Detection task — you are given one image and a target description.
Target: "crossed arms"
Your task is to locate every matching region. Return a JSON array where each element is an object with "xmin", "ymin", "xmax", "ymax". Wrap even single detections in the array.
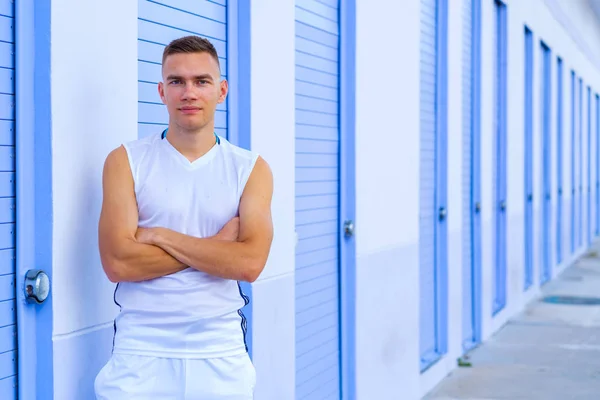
[{"xmin": 98, "ymin": 146, "xmax": 274, "ymax": 283}]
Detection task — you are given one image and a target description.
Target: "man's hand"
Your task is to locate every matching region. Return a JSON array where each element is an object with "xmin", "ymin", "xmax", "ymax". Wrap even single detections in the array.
[{"xmin": 215, "ymin": 217, "xmax": 240, "ymax": 241}]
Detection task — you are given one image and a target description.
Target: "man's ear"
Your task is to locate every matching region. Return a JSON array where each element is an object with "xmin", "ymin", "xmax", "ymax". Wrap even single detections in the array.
[
  {"xmin": 218, "ymin": 79, "xmax": 229, "ymax": 104},
  {"xmin": 158, "ymin": 82, "xmax": 166, "ymax": 104}
]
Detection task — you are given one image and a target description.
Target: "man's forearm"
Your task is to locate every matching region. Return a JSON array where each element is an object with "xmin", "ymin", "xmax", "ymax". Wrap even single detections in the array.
[
  {"xmin": 150, "ymin": 228, "xmax": 263, "ymax": 282},
  {"xmin": 104, "ymin": 238, "xmax": 187, "ymax": 282}
]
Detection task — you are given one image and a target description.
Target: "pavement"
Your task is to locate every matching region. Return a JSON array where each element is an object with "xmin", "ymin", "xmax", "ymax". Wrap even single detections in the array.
[{"xmin": 424, "ymin": 242, "xmax": 600, "ymax": 400}]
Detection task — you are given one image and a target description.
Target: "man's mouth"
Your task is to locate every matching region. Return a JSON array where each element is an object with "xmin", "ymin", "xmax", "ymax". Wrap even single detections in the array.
[{"xmin": 179, "ymin": 106, "xmax": 202, "ymax": 114}]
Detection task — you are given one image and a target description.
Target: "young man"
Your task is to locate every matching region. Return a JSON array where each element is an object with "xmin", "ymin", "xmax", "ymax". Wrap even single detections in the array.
[{"xmin": 95, "ymin": 35, "xmax": 273, "ymax": 399}]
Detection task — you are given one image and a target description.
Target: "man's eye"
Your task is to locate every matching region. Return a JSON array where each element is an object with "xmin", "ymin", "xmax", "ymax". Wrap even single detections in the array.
[{"xmin": 170, "ymin": 80, "xmax": 181, "ymax": 85}]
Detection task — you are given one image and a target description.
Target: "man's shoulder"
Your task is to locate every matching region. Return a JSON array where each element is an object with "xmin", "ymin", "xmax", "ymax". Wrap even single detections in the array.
[
  {"xmin": 121, "ymin": 132, "xmax": 161, "ymax": 160},
  {"xmin": 125, "ymin": 132, "xmax": 161, "ymax": 150},
  {"xmin": 219, "ymin": 136, "xmax": 259, "ymax": 166}
]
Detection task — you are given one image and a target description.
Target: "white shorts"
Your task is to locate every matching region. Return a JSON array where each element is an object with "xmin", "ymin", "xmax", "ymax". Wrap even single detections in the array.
[{"xmin": 94, "ymin": 352, "xmax": 256, "ymax": 399}]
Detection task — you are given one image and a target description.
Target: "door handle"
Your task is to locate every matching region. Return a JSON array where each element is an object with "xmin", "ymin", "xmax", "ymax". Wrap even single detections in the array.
[
  {"xmin": 24, "ymin": 269, "xmax": 50, "ymax": 304},
  {"xmin": 343, "ymin": 220, "xmax": 355, "ymax": 238},
  {"xmin": 439, "ymin": 207, "xmax": 447, "ymax": 221},
  {"xmin": 500, "ymin": 201, "xmax": 506, "ymax": 211},
  {"xmin": 527, "ymin": 194, "xmax": 533, "ymax": 202},
  {"xmin": 474, "ymin": 202, "xmax": 481, "ymax": 214}
]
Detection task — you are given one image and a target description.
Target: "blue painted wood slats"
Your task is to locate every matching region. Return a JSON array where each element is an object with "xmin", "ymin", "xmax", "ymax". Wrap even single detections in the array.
[
  {"xmin": 294, "ymin": 0, "xmax": 342, "ymax": 399},
  {"xmin": 596, "ymin": 93, "xmax": 600, "ymax": 235},
  {"xmin": 420, "ymin": 0, "xmax": 448, "ymax": 371},
  {"xmin": 579, "ymin": 77, "xmax": 583, "ymax": 247},
  {"xmin": 587, "ymin": 86, "xmax": 592, "ymax": 245},
  {"xmin": 0, "ymin": 0, "xmax": 15, "ymax": 398},
  {"xmin": 540, "ymin": 41, "xmax": 551, "ymax": 284},
  {"xmin": 556, "ymin": 57, "xmax": 563, "ymax": 263},
  {"xmin": 462, "ymin": 0, "xmax": 482, "ymax": 352},
  {"xmin": 571, "ymin": 70, "xmax": 576, "ymax": 253},
  {"xmin": 493, "ymin": 0, "xmax": 508, "ymax": 314},
  {"xmin": 524, "ymin": 27, "xmax": 534, "ymax": 289}
]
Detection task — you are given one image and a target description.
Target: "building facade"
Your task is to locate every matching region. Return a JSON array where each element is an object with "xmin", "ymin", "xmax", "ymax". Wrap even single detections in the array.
[{"xmin": 3, "ymin": 0, "xmax": 600, "ymax": 399}]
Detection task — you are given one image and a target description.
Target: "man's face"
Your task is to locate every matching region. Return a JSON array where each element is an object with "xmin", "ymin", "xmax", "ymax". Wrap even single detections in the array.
[{"xmin": 158, "ymin": 52, "xmax": 227, "ymax": 132}]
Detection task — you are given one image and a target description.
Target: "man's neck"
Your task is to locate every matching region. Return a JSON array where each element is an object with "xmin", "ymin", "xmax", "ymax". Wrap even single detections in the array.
[{"xmin": 165, "ymin": 124, "xmax": 217, "ymax": 162}]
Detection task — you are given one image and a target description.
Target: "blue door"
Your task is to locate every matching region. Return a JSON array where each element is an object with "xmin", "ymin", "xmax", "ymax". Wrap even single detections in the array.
[
  {"xmin": 587, "ymin": 86, "xmax": 592, "ymax": 244},
  {"xmin": 556, "ymin": 57, "xmax": 563, "ymax": 263},
  {"xmin": 540, "ymin": 42, "xmax": 551, "ymax": 284},
  {"xmin": 524, "ymin": 27, "xmax": 533, "ymax": 289},
  {"xmin": 420, "ymin": 0, "xmax": 448, "ymax": 371},
  {"xmin": 0, "ymin": 0, "xmax": 16, "ymax": 396},
  {"xmin": 596, "ymin": 93, "xmax": 600, "ymax": 236},
  {"xmin": 493, "ymin": 0, "xmax": 507, "ymax": 314},
  {"xmin": 294, "ymin": 1, "xmax": 342, "ymax": 398},
  {"xmin": 462, "ymin": 0, "xmax": 481, "ymax": 352},
  {"xmin": 579, "ymin": 78, "xmax": 583, "ymax": 247},
  {"xmin": 571, "ymin": 71, "xmax": 576, "ymax": 253}
]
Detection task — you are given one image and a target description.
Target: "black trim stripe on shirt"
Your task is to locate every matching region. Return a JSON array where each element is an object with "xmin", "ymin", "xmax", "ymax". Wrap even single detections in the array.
[
  {"xmin": 237, "ymin": 281, "xmax": 250, "ymax": 353},
  {"xmin": 112, "ymin": 283, "xmax": 122, "ymax": 353}
]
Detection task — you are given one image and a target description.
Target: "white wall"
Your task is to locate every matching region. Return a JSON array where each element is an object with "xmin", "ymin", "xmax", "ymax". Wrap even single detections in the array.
[
  {"xmin": 249, "ymin": 0, "xmax": 296, "ymax": 399},
  {"xmin": 50, "ymin": 0, "xmax": 137, "ymax": 398},
  {"xmin": 354, "ymin": 0, "xmax": 421, "ymax": 398}
]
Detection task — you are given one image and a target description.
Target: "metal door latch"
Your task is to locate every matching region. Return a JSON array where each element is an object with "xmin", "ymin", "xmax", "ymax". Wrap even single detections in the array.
[
  {"xmin": 439, "ymin": 207, "xmax": 447, "ymax": 221},
  {"xmin": 24, "ymin": 269, "xmax": 50, "ymax": 304},
  {"xmin": 344, "ymin": 220, "xmax": 355, "ymax": 237}
]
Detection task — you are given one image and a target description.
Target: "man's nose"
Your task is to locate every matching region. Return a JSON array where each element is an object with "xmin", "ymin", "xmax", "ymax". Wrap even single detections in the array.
[{"xmin": 181, "ymin": 82, "xmax": 198, "ymax": 100}]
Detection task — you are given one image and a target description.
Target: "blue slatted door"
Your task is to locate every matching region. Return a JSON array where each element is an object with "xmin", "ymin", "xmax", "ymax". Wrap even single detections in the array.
[
  {"xmin": 462, "ymin": 0, "xmax": 480, "ymax": 351},
  {"xmin": 420, "ymin": 0, "xmax": 448, "ymax": 370},
  {"xmin": 524, "ymin": 28, "xmax": 534, "ymax": 289},
  {"xmin": 587, "ymin": 87, "xmax": 592, "ymax": 244},
  {"xmin": 0, "ymin": 0, "xmax": 15, "ymax": 397},
  {"xmin": 461, "ymin": 0, "xmax": 472, "ymax": 350},
  {"xmin": 571, "ymin": 71, "xmax": 576, "ymax": 253},
  {"xmin": 596, "ymin": 94, "xmax": 600, "ymax": 235},
  {"xmin": 137, "ymin": 0, "xmax": 228, "ymax": 139},
  {"xmin": 470, "ymin": 0, "xmax": 482, "ymax": 350},
  {"xmin": 541, "ymin": 43, "xmax": 551, "ymax": 284},
  {"xmin": 579, "ymin": 78, "xmax": 583, "ymax": 247},
  {"xmin": 294, "ymin": 1, "xmax": 341, "ymax": 399},
  {"xmin": 462, "ymin": 0, "xmax": 482, "ymax": 351},
  {"xmin": 556, "ymin": 58, "xmax": 563, "ymax": 263},
  {"xmin": 493, "ymin": 0, "xmax": 507, "ymax": 313}
]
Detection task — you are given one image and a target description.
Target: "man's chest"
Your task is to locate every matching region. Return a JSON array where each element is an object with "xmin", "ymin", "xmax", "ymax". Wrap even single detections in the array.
[{"xmin": 135, "ymin": 168, "xmax": 240, "ymax": 234}]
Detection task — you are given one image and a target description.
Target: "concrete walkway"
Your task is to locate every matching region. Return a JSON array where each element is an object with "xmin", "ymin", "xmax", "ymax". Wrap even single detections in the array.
[{"xmin": 424, "ymin": 243, "xmax": 600, "ymax": 400}]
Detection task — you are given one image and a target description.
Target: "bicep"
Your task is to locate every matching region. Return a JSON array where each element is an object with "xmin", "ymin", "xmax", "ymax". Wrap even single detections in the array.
[
  {"xmin": 238, "ymin": 157, "xmax": 274, "ymax": 254},
  {"xmin": 98, "ymin": 146, "xmax": 139, "ymax": 259}
]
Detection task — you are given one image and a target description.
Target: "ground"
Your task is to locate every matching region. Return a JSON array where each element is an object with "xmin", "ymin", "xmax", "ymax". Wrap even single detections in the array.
[{"xmin": 424, "ymin": 243, "xmax": 600, "ymax": 400}]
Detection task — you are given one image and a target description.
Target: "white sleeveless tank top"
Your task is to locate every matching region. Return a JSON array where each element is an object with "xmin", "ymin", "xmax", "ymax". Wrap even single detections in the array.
[{"xmin": 112, "ymin": 130, "xmax": 259, "ymax": 358}]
